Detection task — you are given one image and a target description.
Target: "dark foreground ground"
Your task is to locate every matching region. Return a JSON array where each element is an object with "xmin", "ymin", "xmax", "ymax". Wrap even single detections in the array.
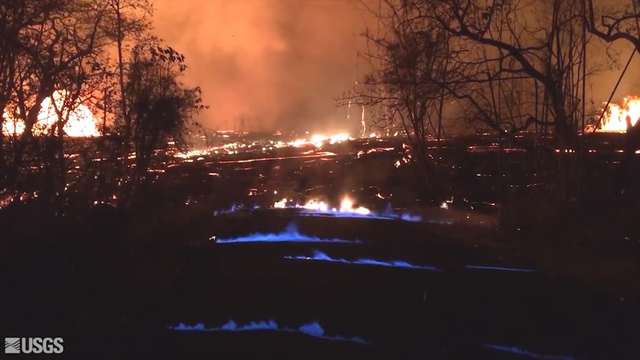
[
  {"xmin": 2, "ymin": 207, "xmax": 639, "ymax": 359},
  {"xmin": 2, "ymin": 132, "xmax": 640, "ymax": 359}
]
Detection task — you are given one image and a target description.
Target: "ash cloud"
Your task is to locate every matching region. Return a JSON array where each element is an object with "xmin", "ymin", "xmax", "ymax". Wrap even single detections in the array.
[{"xmin": 152, "ymin": 0, "xmax": 377, "ymax": 133}]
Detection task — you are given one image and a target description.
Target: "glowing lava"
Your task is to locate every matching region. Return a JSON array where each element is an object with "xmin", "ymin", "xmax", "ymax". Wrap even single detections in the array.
[
  {"xmin": 214, "ymin": 223, "xmax": 359, "ymax": 244},
  {"xmin": 292, "ymin": 133, "xmax": 351, "ymax": 148},
  {"xmin": 2, "ymin": 90, "xmax": 100, "ymax": 137},
  {"xmin": 170, "ymin": 320, "xmax": 370, "ymax": 345},
  {"xmin": 173, "ymin": 132, "xmax": 352, "ymax": 158},
  {"xmin": 597, "ymin": 96, "xmax": 640, "ymax": 132}
]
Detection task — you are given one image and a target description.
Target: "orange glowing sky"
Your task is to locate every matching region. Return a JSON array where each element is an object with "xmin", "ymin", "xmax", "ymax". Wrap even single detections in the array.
[
  {"xmin": 149, "ymin": 0, "xmax": 640, "ymax": 132},
  {"xmin": 152, "ymin": 0, "xmax": 375, "ymax": 133}
]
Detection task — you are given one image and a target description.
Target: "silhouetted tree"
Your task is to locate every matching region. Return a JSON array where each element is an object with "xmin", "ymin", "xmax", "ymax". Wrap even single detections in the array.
[
  {"xmin": 1, "ymin": 0, "xmax": 106, "ymax": 198},
  {"xmin": 427, "ymin": 0, "xmax": 620, "ymax": 224},
  {"xmin": 340, "ymin": 0, "xmax": 467, "ymax": 201},
  {"xmin": 420, "ymin": 0, "xmax": 617, "ymax": 144},
  {"xmin": 347, "ymin": 0, "xmax": 617, "ymax": 224},
  {"xmin": 0, "ymin": 0, "xmax": 207, "ymax": 210},
  {"xmin": 101, "ymin": 0, "xmax": 153, "ymax": 162},
  {"xmin": 122, "ymin": 36, "xmax": 206, "ymax": 202},
  {"xmin": 586, "ymin": 0, "xmax": 640, "ymax": 194}
]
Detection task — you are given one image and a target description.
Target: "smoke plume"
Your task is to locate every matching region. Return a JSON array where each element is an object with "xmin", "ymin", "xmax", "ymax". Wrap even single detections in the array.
[
  {"xmin": 152, "ymin": 0, "xmax": 640, "ymax": 132},
  {"xmin": 152, "ymin": 0, "xmax": 377, "ymax": 133}
]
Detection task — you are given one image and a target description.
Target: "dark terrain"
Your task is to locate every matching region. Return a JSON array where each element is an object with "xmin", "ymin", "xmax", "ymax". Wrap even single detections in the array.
[{"xmin": 2, "ymin": 132, "xmax": 639, "ymax": 359}]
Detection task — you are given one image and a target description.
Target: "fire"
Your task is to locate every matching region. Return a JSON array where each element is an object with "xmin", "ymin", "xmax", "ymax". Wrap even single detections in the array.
[
  {"xmin": 302, "ymin": 133, "xmax": 351, "ymax": 148},
  {"xmin": 300, "ymin": 199, "xmax": 330, "ymax": 212},
  {"xmin": 288, "ymin": 196, "xmax": 370, "ymax": 215},
  {"xmin": 339, "ymin": 197, "xmax": 370, "ymax": 215},
  {"xmin": 273, "ymin": 198, "xmax": 289, "ymax": 208},
  {"xmin": 2, "ymin": 90, "xmax": 100, "ymax": 137},
  {"xmin": 174, "ymin": 132, "xmax": 354, "ymax": 158},
  {"xmin": 213, "ymin": 194, "xmax": 421, "ymax": 222},
  {"xmin": 597, "ymin": 96, "xmax": 640, "ymax": 132}
]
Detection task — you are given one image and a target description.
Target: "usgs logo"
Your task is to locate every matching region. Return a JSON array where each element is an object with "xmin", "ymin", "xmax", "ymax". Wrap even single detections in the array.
[{"xmin": 5, "ymin": 337, "xmax": 64, "ymax": 355}]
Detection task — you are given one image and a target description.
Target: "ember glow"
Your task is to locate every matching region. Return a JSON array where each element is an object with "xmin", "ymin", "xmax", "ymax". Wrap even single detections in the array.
[
  {"xmin": 2, "ymin": 90, "xmax": 100, "ymax": 137},
  {"xmin": 596, "ymin": 96, "xmax": 640, "ymax": 132},
  {"xmin": 214, "ymin": 223, "xmax": 359, "ymax": 244},
  {"xmin": 169, "ymin": 320, "xmax": 370, "ymax": 345},
  {"xmin": 284, "ymin": 250, "xmax": 440, "ymax": 271}
]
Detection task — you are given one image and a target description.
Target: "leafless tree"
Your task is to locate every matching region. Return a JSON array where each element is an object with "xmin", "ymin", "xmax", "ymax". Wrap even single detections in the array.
[
  {"xmin": 0, "ymin": 0, "xmax": 207, "ymax": 210},
  {"xmin": 586, "ymin": 0, "xmax": 640, "ymax": 194},
  {"xmin": 1, "ymin": 0, "xmax": 107, "ymax": 197},
  {"xmin": 122, "ymin": 36, "xmax": 206, "ymax": 202},
  {"xmin": 339, "ymin": 0, "xmax": 469, "ymax": 200},
  {"xmin": 101, "ymin": 0, "xmax": 153, "ymax": 158},
  {"xmin": 419, "ymin": 0, "xmax": 618, "ymax": 143},
  {"xmin": 343, "ymin": 0, "xmax": 619, "ymax": 223}
]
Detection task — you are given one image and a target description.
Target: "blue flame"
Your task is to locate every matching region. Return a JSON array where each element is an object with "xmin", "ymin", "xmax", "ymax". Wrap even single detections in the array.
[
  {"xmin": 169, "ymin": 320, "xmax": 370, "ymax": 345},
  {"xmin": 465, "ymin": 265, "xmax": 534, "ymax": 273},
  {"xmin": 297, "ymin": 210, "xmax": 422, "ymax": 222},
  {"xmin": 294, "ymin": 202, "xmax": 422, "ymax": 222},
  {"xmin": 214, "ymin": 204, "xmax": 261, "ymax": 216},
  {"xmin": 215, "ymin": 223, "xmax": 360, "ymax": 244},
  {"xmin": 284, "ymin": 250, "xmax": 440, "ymax": 271},
  {"xmin": 484, "ymin": 344, "xmax": 575, "ymax": 360}
]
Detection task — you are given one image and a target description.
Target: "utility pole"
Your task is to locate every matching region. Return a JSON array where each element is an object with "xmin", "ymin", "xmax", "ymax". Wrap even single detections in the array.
[
  {"xmin": 581, "ymin": 0, "xmax": 587, "ymax": 153},
  {"xmin": 346, "ymin": 50, "xmax": 367, "ymax": 137}
]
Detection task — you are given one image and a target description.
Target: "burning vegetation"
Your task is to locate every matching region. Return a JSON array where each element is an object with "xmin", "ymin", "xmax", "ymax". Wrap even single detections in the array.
[
  {"xmin": 595, "ymin": 97, "xmax": 640, "ymax": 133},
  {"xmin": 2, "ymin": 90, "xmax": 100, "ymax": 137}
]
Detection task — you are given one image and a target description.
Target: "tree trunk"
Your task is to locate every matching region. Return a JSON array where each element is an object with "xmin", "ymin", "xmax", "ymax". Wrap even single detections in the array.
[
  {"xmin": 116, "ymin": 1, "xmax": 131, "ymax": 182},
  {"xmin": 0, "ymin": 98, "xmax": 7, "ymax": 173},
  {"xmin": 615, "ymin": 122, "xmax": 640, "ymax": 194},
  {"xmin": 57, "ymin": 119, "xmax": 66, "ymax": 198}
]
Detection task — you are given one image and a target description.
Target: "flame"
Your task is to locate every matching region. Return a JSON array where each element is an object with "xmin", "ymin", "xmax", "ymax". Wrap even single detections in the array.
[
  {"xmin": 215, "ymin": 223, "xmax": 357, "ymax": 244},
  {"xmin": 170, "ymin": 320, "xmax": 370, "ymax": 345},
  {"xmin": 300, "ymin": 199, "xmax": 330, "ymax": 212},
  {"xmin": 175, "ymin": 132, "xmax": 354, "ymax": 158},
  {"xmin": 289, "ymin": 133, "xmax": 351, "ymax": 148},
  {"xmin": 307, "ymin": 133, "xmax": 350, "ymax": 147},
  {"xmin": 2, "ymin": 90, "xmax": 100, "ymax": 137},
  {"xmin": 339, "ymin": 197, "xmax": 370, "ymax": 215},
  {"xmin": 285, "ymin": 250, "xmax": 440, "ymax": 271},
  {"xmin": 286, "ymin": 250, "xmax": 532, "ymax": 273},
  {"xmin": 265, "ymin": 196, "xmax": 421, "ymax": 221},
  {"xmin": 597, "ymin": 96, "xmax": 640, "ymax": 132},
  {"xmin": 293, "ymin": 196, "xmax": 370, "ymax": 215},
  {"xmin": 273, "ymin": 198, "xmax": 288, "ymax": 208}
]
